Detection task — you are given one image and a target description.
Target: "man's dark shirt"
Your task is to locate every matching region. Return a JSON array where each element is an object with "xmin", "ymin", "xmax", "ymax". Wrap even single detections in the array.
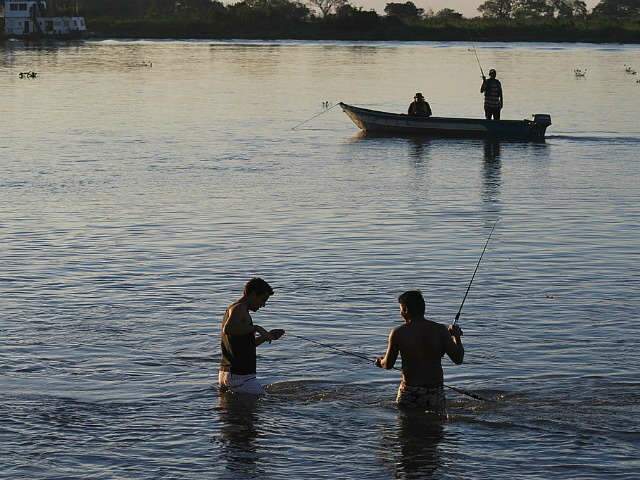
[
  {"xmin": 408, "ymin": 100, "xmax": 432, "ymax": 117},
  {"xmin": 482, "ymin": 78, "xmax": 503, "ymax": 109}
]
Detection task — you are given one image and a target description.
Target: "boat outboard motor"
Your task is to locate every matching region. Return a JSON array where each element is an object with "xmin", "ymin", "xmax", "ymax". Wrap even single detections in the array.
[{"xmin": 533, "ymin": 114, "xmax": 552, "ymax": 127}]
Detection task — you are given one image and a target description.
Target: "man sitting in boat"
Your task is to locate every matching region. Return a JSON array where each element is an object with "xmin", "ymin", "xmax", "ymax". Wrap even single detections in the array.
[
  {"xmin": 408, "ymin": 93, "xmax": 432, "ymax": 117},
  {"xmin": 481, "ymin": 69, "xmax": 503, "ymax": 120}
]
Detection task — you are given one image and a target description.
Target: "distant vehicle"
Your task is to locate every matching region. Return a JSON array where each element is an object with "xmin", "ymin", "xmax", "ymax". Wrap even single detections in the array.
[{"xmin": 2, "ymin": 0, "xmax": 86, "ymax": 39}]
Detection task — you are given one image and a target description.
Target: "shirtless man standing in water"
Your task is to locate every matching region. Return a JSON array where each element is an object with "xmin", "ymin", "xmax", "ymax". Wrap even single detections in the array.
[
  {"xmin": 375, "ymin": 290, "xmax": 464, "ymax": 414},
  {"xmin": 219, "ymin": 278, "xmax": 285, "ymax": 395}
]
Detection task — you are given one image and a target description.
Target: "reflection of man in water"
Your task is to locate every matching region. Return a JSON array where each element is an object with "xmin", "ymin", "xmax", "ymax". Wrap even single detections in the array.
[
  {"xmin": 217, "ymin": 393, "xmax": 262, "ymax": 476},
  {"xmin": 408, "ymin": 93, "xmax": 432, "ymax": 117},
  {"xmin": 218, "ymin": 278, "xmax": 285, "ymax": 395},
  {"xmin": 378, "ymin": 411, "xmax": 445, "ymax": 479},
  {"xmin": 481, "ymin": 69, "xmax": 503, "ymax": 120},
  {"xmin": 375, "ymin": 291, "xmax": 464, "ymax": 414},
  {"xmin": 398, "ymin": 412, "xmax": 444, "ymax": 478}
]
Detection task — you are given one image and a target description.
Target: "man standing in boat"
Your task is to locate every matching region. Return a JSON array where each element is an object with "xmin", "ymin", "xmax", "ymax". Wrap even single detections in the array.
[
  {"xmin": 481, "ymin": 69, "xmax": 503, "ymax": 120},
  {"xmin": 219, "ymin": 278, "xmax": 285, "ymax": 395},
  {"xmin": 408, "ymin": 93, "xmax": 432, "ymax": 117},
  {"xmin": 375, "ymin": 290, "xmax": 464, "ymax": 415}
]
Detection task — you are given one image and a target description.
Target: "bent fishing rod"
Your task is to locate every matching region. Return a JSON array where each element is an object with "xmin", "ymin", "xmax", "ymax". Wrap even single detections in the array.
[
  {"xmin": 454, "ymin": 219, "xmax": 499, "ymax": 325},
  {"xmin": 288, "ymin": 333, "xmax": 493, "ymax": 403}
]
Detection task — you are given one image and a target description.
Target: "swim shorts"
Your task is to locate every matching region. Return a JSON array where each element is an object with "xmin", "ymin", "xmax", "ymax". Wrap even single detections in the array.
[
  {"xmin": 218, "ymin": 371, "xmax": 265, "ymax": 395},
  {"xmin": 396, "ymin": 383, "xmax": 446, "ymax": 414}
]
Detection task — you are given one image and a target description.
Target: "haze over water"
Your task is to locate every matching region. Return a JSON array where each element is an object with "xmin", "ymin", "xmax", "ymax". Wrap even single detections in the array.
[{"xmin": 1, "ymin": 40, "xmax": 639, "ymax": 479}]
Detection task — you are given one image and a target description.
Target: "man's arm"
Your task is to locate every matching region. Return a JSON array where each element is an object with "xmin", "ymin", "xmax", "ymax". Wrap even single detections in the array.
[
  {"xmin": 444, "ymin": 325, "xmax": 464, "ymax": 365},
  {"xmin": 375, "ymin": 329, "xmax": 399, "ymax": 370},
  {"xmin": 256, "ymin": 329, "xmax": 285, "ymax": 347},
  {"xmin": 480, "ymin": 78, "xmax": 487, "ymax": 93},
  {"xmin": 426, "ymin": 102, "xmax": 432, "ymax": 117},
  {"xmin": 223, "ymin": 305, "xmax": 272, "ymax": 340},
  {"xmin": 255, "ymin": 332, "xmax": 271, "ymax": 346}
]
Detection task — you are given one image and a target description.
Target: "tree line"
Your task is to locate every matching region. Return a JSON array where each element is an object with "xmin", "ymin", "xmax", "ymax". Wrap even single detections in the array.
[
  {"xmin": 48, "ymin": 0, "xmax": 640, "ymax": 42},
  {"xmin": 51, "ymin": 0, "xmax": 640, "ymax": 20},
  {"xmin": 477, "ymin": 0, "xmax": 640, "ymax": 19}
]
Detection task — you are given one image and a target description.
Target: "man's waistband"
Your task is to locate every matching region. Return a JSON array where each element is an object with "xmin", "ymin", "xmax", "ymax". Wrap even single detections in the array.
[
  {"xmin": 219, "ymin": 366, "xmax": 256, "ymax": 375},
  {"xmin": 399, "ymin": 382, "xmax": 444, "ymax": 392}
]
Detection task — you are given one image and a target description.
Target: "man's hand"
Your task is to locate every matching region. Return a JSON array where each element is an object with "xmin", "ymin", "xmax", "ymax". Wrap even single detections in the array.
[
  {"xmin": 269, "ymin": 329, "xmax": 285, "ymax": 340},
  {"xmin": 254, "ymin": 325, "xmax": 273, "ymax": 342},
  {"xmin": 482, "ymin": 75, "xmax": 486, "ymax": 81},
  {"xmin": 448, "ymin": 325, "xmax": 463, "ymax": 338},
  {"xmin": 375, "ymin": 357, "xmax": 383, "ymax": 368}
]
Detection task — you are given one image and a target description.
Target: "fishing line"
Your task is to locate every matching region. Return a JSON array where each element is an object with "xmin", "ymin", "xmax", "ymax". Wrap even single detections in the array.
[
  {"xmin": 289, "ymin": 334, "xmax": 493, "ymax": 402},
  {"xmin": 454, "ymin": 219, "xmax": 499, "ymax": 325},
  {"xmin": 288, "ymin": 333, "xmax": 372, "ymax": 363},
  {"xmin": 291, "ymin": 102, "xmax": 340, "ymax": 131}
]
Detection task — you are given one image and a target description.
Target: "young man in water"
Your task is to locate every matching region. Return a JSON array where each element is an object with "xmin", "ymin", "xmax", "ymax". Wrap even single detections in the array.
[
  {"xmin": 375, "ymin": 290, "xmax": 464, "ymax": 414},
  {"xmin": 219, "ymin": 278, "xmax": 285, "ymax": 395}
]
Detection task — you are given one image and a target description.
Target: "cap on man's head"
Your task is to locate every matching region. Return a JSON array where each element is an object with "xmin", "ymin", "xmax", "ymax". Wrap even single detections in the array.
[
  {"xmin": 415, "ymin": 92, "xmax": 424, "ymax": 98},
  {"xmin": 489, "ymin": 69, "xmax": 497, "ymax": 76}
]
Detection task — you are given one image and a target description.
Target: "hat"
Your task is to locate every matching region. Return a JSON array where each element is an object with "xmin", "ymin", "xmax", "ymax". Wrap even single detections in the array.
[
  {"xmin": 489, "ymin": 69, "xmax": 497, "ymax": 75},
  {"xmin": 414, "ymin": 92, "xmax": 424, "ymax": 98}
]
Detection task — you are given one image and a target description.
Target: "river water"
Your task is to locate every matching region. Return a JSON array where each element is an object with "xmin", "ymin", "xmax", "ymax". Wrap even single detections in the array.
[{"xmin": 1, "ymin": 40, "xmax": 639, "ymax": 479}]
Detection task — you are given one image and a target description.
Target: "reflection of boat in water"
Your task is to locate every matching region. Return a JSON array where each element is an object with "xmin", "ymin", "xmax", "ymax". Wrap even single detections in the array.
[{"xmin": 339, "ymin": 102, "xmax": 551, "ymax": 141}]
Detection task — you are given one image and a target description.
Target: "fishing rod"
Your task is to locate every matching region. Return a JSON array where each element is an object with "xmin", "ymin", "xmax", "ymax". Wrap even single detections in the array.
[
  {"xmin": 291, "ymin": 102, "xmax": 339, "ymax": 131},
  {"xmin": 289, "ymin": 334, "xmax": 493, "ymax": 403},
  {"xmin": 454, "ymin": 219, "xmax": 499, "ymax": 325},
  {"xmin": 468, "ymin": 35, "xmax": 485, "ymax": 79},
  {"xmin": 472, "ymin": 45, "xmax": 485, "ymax": 79}
]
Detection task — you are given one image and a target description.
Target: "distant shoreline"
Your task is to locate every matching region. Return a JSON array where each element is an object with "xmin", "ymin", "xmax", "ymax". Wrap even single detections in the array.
[
  {"xmin": 3, "ymin": 19, "xmax": 640, "ymax": 45},
  {"xmin": 3, "ymin": 34, "xmax": 640, "ymax": 45},
  {"xmin": 84, "ymin": 16, "xmax": 640, "ymax": 44}
]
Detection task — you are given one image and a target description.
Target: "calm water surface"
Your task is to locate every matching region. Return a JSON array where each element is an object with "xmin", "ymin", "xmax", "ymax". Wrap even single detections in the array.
[{"xmin": 1, "ymin": 40, "xmax": 639, "ymax": 479}]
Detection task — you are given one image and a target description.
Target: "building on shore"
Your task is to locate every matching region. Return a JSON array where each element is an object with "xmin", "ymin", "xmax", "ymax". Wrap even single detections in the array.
[{"xmin": 2, "ymin": 1, "xmax": 86, "ymax": 38}]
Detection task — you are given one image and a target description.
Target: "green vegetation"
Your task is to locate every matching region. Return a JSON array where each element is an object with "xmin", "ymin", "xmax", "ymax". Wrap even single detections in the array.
[{"xmin": 14, "ymin": 0, "xmax": 640, "ymax": 42}]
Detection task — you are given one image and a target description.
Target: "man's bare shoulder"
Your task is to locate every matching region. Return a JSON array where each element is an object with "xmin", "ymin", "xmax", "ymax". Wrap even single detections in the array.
[
  {"xmin": 391, "ymin": 324, "xmax": 409, "ymax": 333},
  {"xmin": 425, "ymin": 320, "xmax": 452, "ymax": 343},
  {"xmin": 425, "ymin": 319, "xmax": 448, "ymax": 329},
  {"xmin": 227, "ymin": 301, "xmax": 247, "ymax": 313},
  {"xmin": 225, "ymin": 301, "xmax": 250, "ymax": 322},
  {"xmin": 390, "ymin": 324, "xmax": 411, "ymax": 340}
]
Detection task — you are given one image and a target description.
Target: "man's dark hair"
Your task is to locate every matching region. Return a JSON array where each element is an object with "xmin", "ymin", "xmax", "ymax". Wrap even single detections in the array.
[
  {"xmin": 244, "ymin": 278, "xmax": 274, "ymax": 297},
  {"xmin": 398, "ymin": 290, "xmax": 425, "ymax": 317}
]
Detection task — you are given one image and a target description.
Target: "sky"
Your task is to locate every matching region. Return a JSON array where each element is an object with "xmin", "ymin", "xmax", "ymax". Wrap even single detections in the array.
[{"xmin": 351, "ymin": 0, "xmax": 601, "ymax": 17}]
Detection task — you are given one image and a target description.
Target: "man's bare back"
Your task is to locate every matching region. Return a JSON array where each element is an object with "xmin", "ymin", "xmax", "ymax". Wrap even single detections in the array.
[
  {"xmin": 391, "ymin": 319, "xmax": 463, "ymax": 387},
  {"xmin": 376, "ymin": 291, "xmax": 464, "ymax": 388}
]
